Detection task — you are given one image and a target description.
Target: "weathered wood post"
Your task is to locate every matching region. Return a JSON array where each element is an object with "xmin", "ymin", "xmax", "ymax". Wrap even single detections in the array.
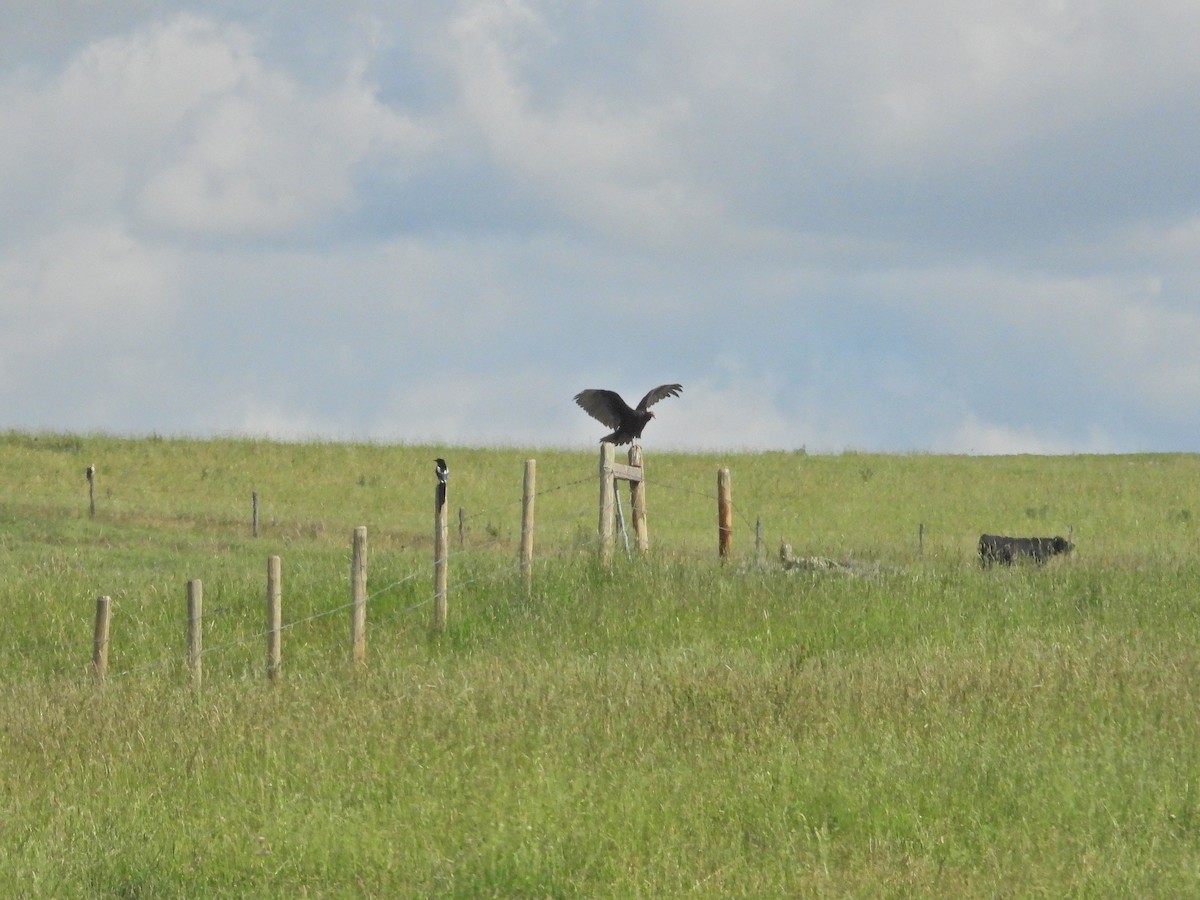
[
  {"xmin": 433, "ymin": 459, "xmax": 449, "ymax": 632},
  {"xmin": 252, "ymin": 491, "xmax": 260, "ymax": 537},
  {"xmin": 266, "ymin": 556, "xmax": 282, "ymax": 680},
  {"xmin": 351, "ymin": 527, "xmax": 367, "ymax": 664},
  {"xmin": 718, "ymin": 468, "xmax": 733, "ymax": 561},
  {"xmin": 92, "ymin": 595, "xmax": 111, "ymax": 682},
  {"xmin": 86, "ymin": 465, "xmax": 96, "ymax": 518},
  {"xmin": 629, "ymin": 446, "xmax": 648, "ymax": 553},
  {"xmin": 598, "ymin": 443, "xmax": 616, "ymax": 566},
  {"xmin": 520, "ymin": 459, "xmax": 536, "ymax": 588},
  {"xmin": 186, "ymin": 579, "xmax": 203, "ymax": 688}
]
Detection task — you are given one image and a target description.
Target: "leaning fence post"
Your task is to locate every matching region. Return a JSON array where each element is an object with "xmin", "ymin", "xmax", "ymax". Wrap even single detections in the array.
[
  {"xmin": 186, "ymin": 579, "xmax": 203, "ymax": 689},
  {"xmin": 598, "ymin": 443, "xmax": 616, "ymax": 566},
  {"xmin": 520, "ymin": 460, "xmax": 536, "ymax": 588},
  {"xmin": 433, "ymin": 461, "xmax": 449, "ymax": 632},
  {"xmin": 351, "ymin": 527, "xmax": 367, "ymax": 664},
  {"xmin": 629, "ymin": 445, "xmax": 648, "ymax": 553},
  {"xmin": 718, "ymin": 468, "xmax": 733, "ymax": 561},
  {"xmin": 266, "ymin": 556, "xmax": 282, "ymax": 680},
  {"xmin": 92, "ymin": 595, "xmax": 111, "ymax": 682}
]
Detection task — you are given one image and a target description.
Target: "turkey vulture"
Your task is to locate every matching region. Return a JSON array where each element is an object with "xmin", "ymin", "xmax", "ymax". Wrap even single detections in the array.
[{"xmin": 574, "ymin": 384, "xmax": 682, "ymax": 445}]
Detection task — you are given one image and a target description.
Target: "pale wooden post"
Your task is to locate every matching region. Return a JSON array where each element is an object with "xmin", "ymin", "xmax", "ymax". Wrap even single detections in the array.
[
  {"xmin": 598, "ymin": 443, "xmax": 616, "ymax": 566},
  {"xmin": 433, "ymin": 478, "xmax": 449, "ymax": 632},
  {"xmin": 718, "ymin": 468, "xmax": 733, "ymax": 561},
  {"xmin": 92, "ymin": 595, "xmax": 111, "ymax": 682},
  {"xmin": 186, "ymin": 579, "xmax": 203, "ymax": 688},
  {"xmin": 266, "ymin": 556, "xmax": 282, "ymax": 680},
  {"xmin": 351, "ymin": 527, "xmax": 367, "ymax": 664},
  {"xmin": 520, "ymin": 459, "xmax": 536, "ymax": 587},
  {"xmin": 629, "ymin": 445, "xmax": 648, "ymax": 553}
]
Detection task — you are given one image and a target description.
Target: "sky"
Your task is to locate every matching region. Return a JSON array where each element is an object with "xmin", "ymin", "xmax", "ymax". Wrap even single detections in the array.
[{"xmin": 3, "ymin": 1, "xmax": 1200, "ymax": 454}]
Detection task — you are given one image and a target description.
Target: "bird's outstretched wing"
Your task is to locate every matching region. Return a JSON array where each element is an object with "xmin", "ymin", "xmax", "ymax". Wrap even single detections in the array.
[
  {"xmin": 574, "ymin": 389, "xmax": 634, "ymax": 430},
  {"xmin": 635, "ymin": 383, "xmax": 683, "ymax": 412}
]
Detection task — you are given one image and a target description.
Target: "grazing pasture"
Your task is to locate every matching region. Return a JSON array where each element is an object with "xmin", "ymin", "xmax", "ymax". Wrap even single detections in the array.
[{"xmin": 2, "ymin": 432, "xmax": 1200, "ymax": 896}]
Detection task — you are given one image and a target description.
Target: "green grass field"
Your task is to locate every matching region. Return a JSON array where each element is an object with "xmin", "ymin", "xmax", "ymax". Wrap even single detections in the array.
[{"xmin": 2, "ymin": 432, "xmax": 1200, "ymax": 896}]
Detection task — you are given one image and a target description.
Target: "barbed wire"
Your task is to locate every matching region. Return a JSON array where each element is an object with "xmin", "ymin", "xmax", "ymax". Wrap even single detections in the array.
[{"xmin": 16, "ymin": 463, "xmax": 775, "ymax": 683}]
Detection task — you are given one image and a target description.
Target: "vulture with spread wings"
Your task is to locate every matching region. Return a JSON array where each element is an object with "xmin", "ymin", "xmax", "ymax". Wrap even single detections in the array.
[{"xmin": 573, "ymin": 384, "xmax": 683, "ymax": 445}]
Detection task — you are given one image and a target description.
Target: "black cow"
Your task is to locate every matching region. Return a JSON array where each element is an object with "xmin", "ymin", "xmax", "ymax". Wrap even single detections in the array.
[{"xmin": 979, "ymin": 534, "xmax": 1074, "ymax": 567}]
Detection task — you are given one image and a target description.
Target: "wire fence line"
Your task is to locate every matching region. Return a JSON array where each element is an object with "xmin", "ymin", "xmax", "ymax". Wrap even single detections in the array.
[{"xmin": 67, "ymin": 453, "xmax": 760, "ymax": 684}]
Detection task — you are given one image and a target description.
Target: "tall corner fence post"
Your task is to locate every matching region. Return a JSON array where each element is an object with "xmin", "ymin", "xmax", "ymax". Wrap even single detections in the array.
[
  {"xmin": 520, "ymin": 459, "xmax": 536, "ymax": 589},
  {"xmin": 186, "ymin": 579, "xmax": 203, "ymax": 689},
  {"xmin": 433, "ymin": 470, "xmax": 449, "ymax": 632},
  {"xmin": 628, "ymin": 445, "xmax": 648, "ymax": 553},
  {"xmin": 266, "ymin": 555, "xmax": 282, "ymax": 680},
  {"xmin": 92, "ymin": 594, "xmax": 111, "ymax": 682},
  {"xmin": 718, "ymin": 467, "xmax": 733, "ymax": 562},
  {"xmin": 598, "ymin": 442, "xmax": 616, "ymax": 567},
  {"xmin": 351, "ymin": 527, "xmax": 367, "ymax": 665}
]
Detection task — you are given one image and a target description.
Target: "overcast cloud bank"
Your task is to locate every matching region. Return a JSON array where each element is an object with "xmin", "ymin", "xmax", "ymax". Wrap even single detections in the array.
[{"xmin": 3, "ymin": 2, "xmax": 1199, "ymax": 453}]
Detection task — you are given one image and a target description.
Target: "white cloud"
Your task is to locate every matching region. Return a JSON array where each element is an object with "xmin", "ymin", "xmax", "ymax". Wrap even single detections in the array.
[
  {"xmin": 0, "ymin": 14, "xmax": 430, "ymax": 242},
  {"xmin": 443, "ymin": 0, "xmax": 718, "ymax": 248},
  {"xmin": 935, "ymin": 415, "xmax": 1116, "ymax": 456}
]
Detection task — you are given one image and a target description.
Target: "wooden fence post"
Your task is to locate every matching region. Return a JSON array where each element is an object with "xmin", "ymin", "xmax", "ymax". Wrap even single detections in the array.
[
  {"xmin": 629, "ymin": 446, "xmax": 648, "ymax": 553},
  {"xmin": 520, "ymin": 459, "xmax": 536, "ymax": 587},
  {"xmin": 186, "ymin": 579, "xmax": 203, "ymax": 688},
  {"xmin": 252, "ymin": 491, "xmax": 260, "ymax": 537},
  {"xmin": 598, "ymin": 443, "xmax": 616, "ymax": 566},
  {"xmin": 458, "ymin": 507, "xmax": 466, "ymax": 548},
  {"xmin": 433, "ymin": 467, "xmax": 449, "ymax": 632},
  {"xmin": 86, "ymin": 465, "xmax": 96, "ymax": 518},
  {"xmin": 718, "ymin": 468, "xmax": 733, "ymax": 561},
  {"xmin": 266, "ymin": 556, "xmax": 282, "ymax": 680},
  {"xmin": 351, "ymin": 527, "xmax": 367, "ymax": 664},
  {"xmin": 92, "ymin": 595, "xmax": 111, "ymax": 682}
]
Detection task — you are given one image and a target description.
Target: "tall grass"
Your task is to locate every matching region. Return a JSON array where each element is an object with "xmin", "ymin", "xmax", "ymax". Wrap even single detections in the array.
[{"xmin": 2, "ymin": 432, "xmax": 1200, "ymax": 895}]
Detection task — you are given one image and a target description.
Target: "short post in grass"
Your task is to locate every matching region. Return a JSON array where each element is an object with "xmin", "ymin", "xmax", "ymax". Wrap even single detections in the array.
[
  {"xmin": 86, "ymin": 465, "xmax": 96, "ymax": 518},
  {"xmin": 520, "ymin": 459, "xmax": 536, "ymax": 588},
  {"xmin": 92, "ymin": 595, "xmax": 111, "ymax": 682},
  {"xmin": 186, "ymin": 579, "xmax": 203, "ymax": 689},
  {"xmin": 350, "ymin": 527, "xmax": 367, "ymax": 665},
  {"xmin": 433, "ymin": 459, "xmax": 449, "ymax": 632},
  {"xmin": 458, "ymin": 507, "xmax": 466, "ymax": 548},
  {"xmin": 252, "ymin": 491, "xmax": 260, "ymax": 537},
  {"xmin": 718, "ymin": 468, "xmax": 733, "ymax": 561},
  {"xmin": 598, "ymin": 443, "xmax": 616, "ymax": 566},
  {"xmin": 628, "ymin": 445, "xmax": 648, "ymax": 553},
  {"xmin": 266, "ymin": 556, "xmax": 282, "ymax": 680}
]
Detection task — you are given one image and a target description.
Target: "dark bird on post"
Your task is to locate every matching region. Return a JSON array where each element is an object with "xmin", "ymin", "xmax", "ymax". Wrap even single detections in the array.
[
  {"xmin": 434, "ymin": 457, "xmax": 449, "ymax": 508},
  {"xmin": 573, "ymin": 384, "xmax": 682, "ymax": 445}
]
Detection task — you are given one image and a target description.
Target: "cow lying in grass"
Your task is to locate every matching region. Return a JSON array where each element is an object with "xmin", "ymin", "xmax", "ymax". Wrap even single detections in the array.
[{"xmin": 979, "ymin": 534, "xmax": 1074, "ymax": 567}]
